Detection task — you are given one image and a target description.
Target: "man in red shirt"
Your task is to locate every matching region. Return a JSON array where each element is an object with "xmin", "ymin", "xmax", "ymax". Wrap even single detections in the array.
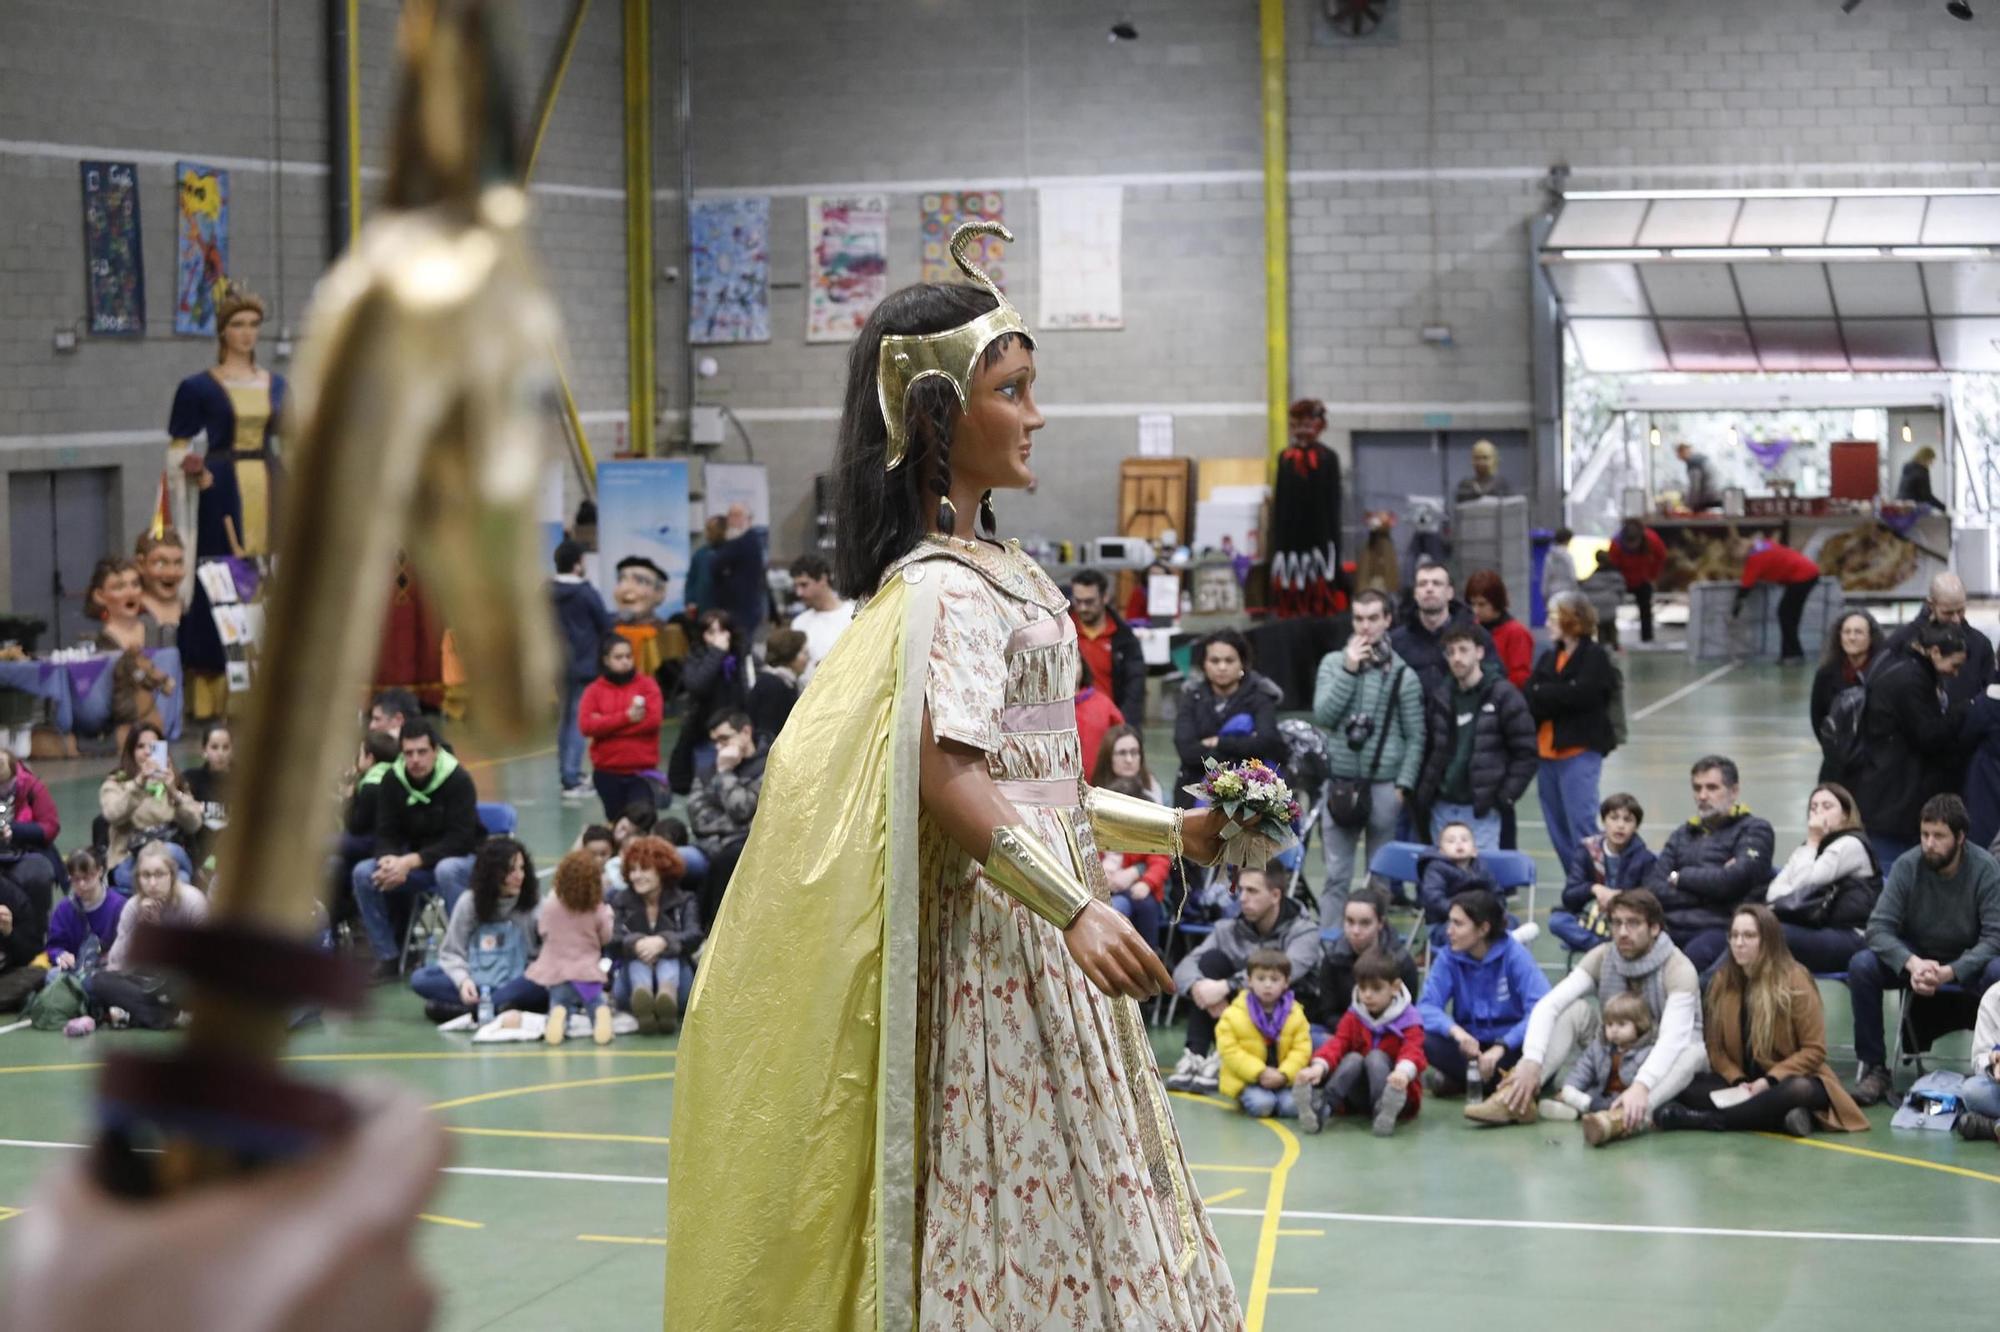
[
  {"xmin": 1068, "ymin": 569, "xmax": 1148, "ymax": 723},
  {"xmin": 1732, "ymin": 537, "xmax": 1822, "ymax": 663},
  {"xmin": 1600, "ymin": 519, "xmax": 1668, "ymax": 644}
]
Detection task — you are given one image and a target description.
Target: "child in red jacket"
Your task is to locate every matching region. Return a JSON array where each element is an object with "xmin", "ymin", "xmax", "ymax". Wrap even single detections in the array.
[
  {"xmin": 1295, "ymin": 947, "xmax": 1428, "ymax": 1137},
  {"xmin": 579, "ymin": 635, "xmax": 665, "ymax": 822}
]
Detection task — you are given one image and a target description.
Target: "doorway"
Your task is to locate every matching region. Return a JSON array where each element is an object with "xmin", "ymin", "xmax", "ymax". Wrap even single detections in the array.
[{"xmin": 8, "ymin": 468, "xmax": 117, "ymax": 650}]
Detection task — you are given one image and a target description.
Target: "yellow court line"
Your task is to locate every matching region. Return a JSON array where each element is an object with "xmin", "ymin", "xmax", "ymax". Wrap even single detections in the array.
[
  {"xmin": 1276, "ymin": 1228, "xmax": 1323, "ymax": 1237},
  {"xmin": 579, "ymin": 1233, "xmax": 666, "ymax": 1246},
  {"xmin": 1268, "ymin": 1287, "xmax": 1319, "ymax": 1296},
  {"xmin": 418, "ymin": 1212, "xmax": 485, "ymax": 1230},
  {"xmin": 465, "ymin": 745, "xmax": 556, "ymax": 772},
  {"xmin": 427, "ymin": 1071, "xmax": 673, "ymax": 1112},
  {"xmin": 1201, "ymin": 1188, "xmax": 1247, "ymax": 1206},
  {"xmin": 1185, "ymin": 1163, "xmax": 1276, "ymax": 1175},
  {"xmin": 445, "ymin": 1126, "xmax": 670, "ymax": 1146},
  {"xmin": 1761, "ymin": 1132, "xmax": 2000, "ymax": 1186},
  {"xmin": 0, "ymin": 1207, "xmax": 20, "ymax": 1223},
  {"xmin": 1168, "ymin": 1089, "xmax": 1300, "ymax": 1332}
]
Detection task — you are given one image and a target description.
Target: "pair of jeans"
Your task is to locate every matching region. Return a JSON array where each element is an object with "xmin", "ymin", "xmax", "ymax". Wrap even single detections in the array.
[
  {"xmin": 111, "ymin": 841, "xmax": 194, "ymax": 891},
  {"xmin": 1869, "ymin": 836, "xmax": 1915, "ymax": 877},
  {"xmin": 614, "ymin": 957, "xmax": 692, "ymax": 1011},
  {"xmin": 1238, "ymin": 1085, "xmax": 1298, "ymax": 1118},
  {"xmin": 1535, "ymin": 750, "xmax": 1603, "ymax": 881},
  {"xmin": 1846, "ymin": 945, "xmax": 2000, "ymax": 1067},
  {"xmin": 1775, "ymin": 577, "xmax": 1819, "ymax": 660},
  {"xmin": 1632, "ymin": 582, "xmax": 1655, "ymax": 643},
  {"xmin": 1676, "ymin": 927, "xmax": 1730, "ymax": 978},
  {"xmin": 1548, "ymin": 911, "xmax": 1607, "ymax": 953},
  {"xmin": 1108, "ymin": 889, "xmax": 1165, "ymax": 948},
  {"xmin": 593, "ymin": 770, "xmax": 656, "ymax": 824},
  {"xmin": 1780, "ymin": 925, "xmax": 1863, "ymax": 976},
  {"xmin": 1318, "ymin": 781, "xmax": 1399, "ymax": 927},
  {"xmin": 1428, "ymin": 802, "xmax": 1500, "ymax": 853},
  {"xmin": 558, "ymin": 677, "xmax": 589, "ymax": 788},
  {"xmin": 408, "ymin": 965, "xmax": 545, "ymax": 1017},
  {"xmin": 1961, "ymin": 1072, "xmax": 2000, "ymax": 1117},
  {"xmin": 352, "ymin": 855, "xmax": 475, "ymax": 962}
]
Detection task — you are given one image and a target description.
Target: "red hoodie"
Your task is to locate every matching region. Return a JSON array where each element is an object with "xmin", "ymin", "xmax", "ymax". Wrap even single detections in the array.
[
  {"xmin": 579, "ymin": 674, "xmax": 665, "ymax": 774},
  {"xmin": 1739, "ymin": 541, "xmax": 1820, "ymax": 588}
]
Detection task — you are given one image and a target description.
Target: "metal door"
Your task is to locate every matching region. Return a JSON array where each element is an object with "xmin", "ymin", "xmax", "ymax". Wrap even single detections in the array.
[
  {"xmin": 6, "ymin": 468, "xmax": 116, "ymax": 649},
  {"xmin": 1441, "ymin": 429, "xmax": 1532, "ymax": 500}
]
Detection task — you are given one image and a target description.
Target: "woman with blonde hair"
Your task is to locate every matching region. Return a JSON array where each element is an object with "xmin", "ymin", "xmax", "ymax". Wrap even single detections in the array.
[
  {"xmin": 1764, "ymin": 783, "xmax": 1881, "ymax": 974},
  {"xmin": 1656, "ymin": 904, "xmax": 1868, "ymax": 1137},
  {"xmin": 1522, "ymin": 591, "xmax": 1620, "ymax": 879}
]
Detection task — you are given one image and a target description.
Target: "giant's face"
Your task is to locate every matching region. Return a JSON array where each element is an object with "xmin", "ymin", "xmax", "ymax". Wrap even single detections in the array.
[
  {"xmin": 141, "ymin": 544, "xmax": 186, "ymax": 600},
  {"xmin": 614, "ymin": 565, "xmax": 667, "ymax": 619}
]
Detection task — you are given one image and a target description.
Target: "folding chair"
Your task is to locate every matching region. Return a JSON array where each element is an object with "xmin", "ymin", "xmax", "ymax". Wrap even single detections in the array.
[{"xmin": 1889, "ymin": 982, "xmax": 1965, "ymax": 1078}]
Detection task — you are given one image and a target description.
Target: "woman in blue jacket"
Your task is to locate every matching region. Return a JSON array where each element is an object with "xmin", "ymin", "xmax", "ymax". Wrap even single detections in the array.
[{"xmin": 1417, "ymin": 889, "xmax": 1550, "ymax": 1096}]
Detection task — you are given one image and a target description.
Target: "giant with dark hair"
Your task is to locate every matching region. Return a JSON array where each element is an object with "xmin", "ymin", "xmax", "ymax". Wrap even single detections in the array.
[
  {"xmin": 828, "ymin": 282, "xmax": 1027, "ymax": 600},
  {"xmin": 469, "ymin": 836, "xmax": 537, "ymax": 924}
]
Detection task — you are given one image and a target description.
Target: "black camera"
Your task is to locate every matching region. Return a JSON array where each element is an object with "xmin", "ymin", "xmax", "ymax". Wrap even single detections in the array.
[{"xmin": 1343, "ymin": 712, "xmax": 1375, "ymax": 751}]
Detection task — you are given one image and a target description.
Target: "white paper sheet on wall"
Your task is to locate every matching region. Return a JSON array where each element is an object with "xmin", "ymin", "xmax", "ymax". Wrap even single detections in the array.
[
  {"xmin": 1038, "ymin": 185, "xmax": 1123, "ymax": 331},
  {"xmin": 1138, "ymin": 413, "xmax": 1174, "ymax": 457}
]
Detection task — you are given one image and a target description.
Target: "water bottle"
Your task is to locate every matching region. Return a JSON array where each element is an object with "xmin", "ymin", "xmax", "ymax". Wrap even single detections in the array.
[
  {"xmin": 1466, "ymin": 1058, "xmax": 1485, "ymax": 1105},
  {"xmin": 477, "ymin": 985, "xmax": 494, "ymax": 1026}
]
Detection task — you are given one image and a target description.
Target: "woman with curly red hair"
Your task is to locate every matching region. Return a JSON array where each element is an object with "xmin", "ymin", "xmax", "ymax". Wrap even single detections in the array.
[{"xmin": 613, "ymin": 835, "xmax": 701, "ymax": 1034}]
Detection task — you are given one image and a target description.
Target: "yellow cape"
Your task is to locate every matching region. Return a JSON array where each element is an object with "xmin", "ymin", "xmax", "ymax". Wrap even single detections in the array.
[{"xmin": 666, "ymin": 562, "xmax": 937, "ymax": 1331}]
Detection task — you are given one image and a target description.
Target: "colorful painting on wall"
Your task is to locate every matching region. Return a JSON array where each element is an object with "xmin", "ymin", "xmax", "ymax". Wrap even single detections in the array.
[
  {"xmin": 79, "ymin": 160, "xmax": 145, "ymax": 336},
  {"xmin": 174, "ymin": 160, "xmax": 229, "ymax": 336},
  {"xmin": 688, "ymin": 196, "xmax": 771, "ymax": 344},
  {"xmin": 921, "ymin": 191, "xmax": 1005, "ymax": 287},
  {"xmin": 806, "ymin": 194, "xmax": 889, "ymax": 343}
]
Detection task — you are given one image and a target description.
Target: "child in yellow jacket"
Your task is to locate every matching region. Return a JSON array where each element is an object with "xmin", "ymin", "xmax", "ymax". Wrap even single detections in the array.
[{"xmin": 1217, "ymin": 948, "xmax": 1314, "ymax": 1118}]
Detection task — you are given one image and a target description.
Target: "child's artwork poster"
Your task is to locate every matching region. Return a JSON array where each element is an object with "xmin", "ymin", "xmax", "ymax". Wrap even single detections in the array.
[
  {"xmin": 806, "ymin": 194, "xmax": 889, "ymax": 343},
  {"xmin": 596, "ymin": 459, "xmax": 692, "ymax": 605},
  {"xmin": 921, "ymin": 191, "xmax": 1005, "ymax": 288},
  {"xmin": 174, "ymin": 160, "xmax": 229, "ymax": 336},
  {"xmin": 688, "ymin": 196, "xmax": 770, "ymax": 344},
  {"xmin": 79, "ymin": 161, "xmax": 145, "ymax": 336}
]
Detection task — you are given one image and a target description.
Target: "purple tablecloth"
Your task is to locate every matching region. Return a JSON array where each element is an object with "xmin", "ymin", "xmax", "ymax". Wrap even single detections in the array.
[{"xmin": 0, "ymin": 648, "xmax": 183, "ymax": 740}]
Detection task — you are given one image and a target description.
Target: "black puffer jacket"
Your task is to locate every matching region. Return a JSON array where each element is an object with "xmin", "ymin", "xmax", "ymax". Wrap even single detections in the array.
[
  {"xmin": 1172, "ymin": 671, "xmax": 1286, "ymax": 806},
  {"xmin": 1522, "ymin": 637, "xmax": 1619, "ymax": 756},
  {"xmin": 1414, "ymin": 675, "xmax": 1539, "ymax": 817},
  {"xmin": 1850, "ymin": 648, "xmax": 1971, "ymax": 840},
  {"xmin": 1645, "ymin": 808, "xmax": 1778, "ymax": 937}
]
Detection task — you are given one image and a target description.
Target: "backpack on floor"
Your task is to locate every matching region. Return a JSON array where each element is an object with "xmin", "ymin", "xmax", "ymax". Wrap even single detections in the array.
[{"xmin": 25, "ymin": 971, "xmax": 90, "ymax": 1031}]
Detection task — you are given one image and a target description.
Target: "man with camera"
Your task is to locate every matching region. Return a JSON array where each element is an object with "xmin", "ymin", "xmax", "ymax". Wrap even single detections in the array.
[{"xmin": 1312, "ymin": 589, "xmax": 1426, "ymax": 926}]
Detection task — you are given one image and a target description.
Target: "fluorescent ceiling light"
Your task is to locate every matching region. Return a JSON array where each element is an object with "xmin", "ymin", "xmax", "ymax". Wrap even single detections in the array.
[
  {"xmin": 1889, "ymin": 246, "xmax": 1993, "ymax": 258},
  {"xmin": 1779, "ymin": 246, "xmax": 1885, "ymax": 258},
  {"xmin": 1668, "ymin": 247, "xmax": 1774, "ymax": 259},
  {"xmin": 1565, "ymin": 187, "xmax": 2000, "ymax": 201},
  {"xmin": 1559, "ymin": 248, "xmax": 1663, "ymax": 259}
]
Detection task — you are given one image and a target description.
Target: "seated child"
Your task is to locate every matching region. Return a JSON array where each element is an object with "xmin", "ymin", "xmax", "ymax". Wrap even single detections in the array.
[
  {"xmin": 1955, "ymin": 981, "xmax": 2000, "ymax": 1140},
  {"xmin": 1295, "ymin": 946, "xmax": 1427, "ymax": 1137},
  {"xmin": 45, "ymin": 848, "xmax": 126, "ymax": 974},
  {"xmin": 1538, "ymin": 991, "xmax": 1656, "ymax": 1121},
  {"xmin": 1419, "ymin": 821, "xmax": 1499, "ymax": 945},
  {"xmin": 612, "ymin": 835, "xmax": 702, "ymax": 1035},
  {"xmin": 1217, "ymin": 948, "xmax": 1313, "ymax": 1119},
  {"xmin": 527, "ymin": 850, "xmax": 616, "ymax": 1046},
  {"xmin": 1551, "ymin": 793, "xmax": 1656, "ymax": 952},
  {"xmin": 408, "ymin": 837, "xmax": 542, "ymax": 1024}
]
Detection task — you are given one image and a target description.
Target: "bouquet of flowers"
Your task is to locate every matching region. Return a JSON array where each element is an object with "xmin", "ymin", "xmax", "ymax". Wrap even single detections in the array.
[{"xmin": 1183, "ymin": 757, "xmax": 1301, "ymax": 867}]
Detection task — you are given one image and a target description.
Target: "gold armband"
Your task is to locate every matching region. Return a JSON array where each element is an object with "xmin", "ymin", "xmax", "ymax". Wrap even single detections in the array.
[
  {"xmin": 983, "ymin": 824, "xmax": 1092, "ymax": 929},
  {"xmin": 1081, "ymin": 785, "xmax": 1184, "ymax": 857}
]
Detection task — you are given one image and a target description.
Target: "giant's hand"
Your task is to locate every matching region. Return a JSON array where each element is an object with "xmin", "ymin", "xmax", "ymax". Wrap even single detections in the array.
[
  {"xmin": 7, "ymin": 1082, "xmax": 445, "ymax": 1332},
  {"xmin": 1180, "ymin": 806, "xmax": 1228, "ymax": 866},
  {"xmin": 1063, "ymin": 900, "xmax": 1174, "ymax": 1001}
]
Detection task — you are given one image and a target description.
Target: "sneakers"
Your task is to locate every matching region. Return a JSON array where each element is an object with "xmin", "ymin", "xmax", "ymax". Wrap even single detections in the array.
[
  {"xmin": 1780, "ymin": 1106, "xmax": 1815, "ymax": 1138},
  {"xmin": 655, "ymin": 986, "xmax": 681, "ymax": 1036},
  {"xmin": 1372, "ymin": 1082, "xmax": 1407, "ymax": 1137},
  {"xmin": 1192, "ymin": 1050, "xmax": 1220, "ymax": 1093},
  {"xmin": 593, "ymin": 1002, "xmax": 614, "ymax": 1046},
  {"xmin": 1850, "ymin": 1063, "xmax": 1895, "ymax": 1107},
  {"xmin": 1165, "ymin": 1049, "xmax": 1203, "ymax": 1092},
  {"xmin": 1463, "ymin": 1091, "xmax": 1536, "ymax": 1128},
  {"xmin": 1952, "ymin": 1109, "xmax": 1998, "ymax": 1143},
  {"xmin": 1296, "ymin": 1085, "xmax": 1324, "ymax": 1135},
  {"xmin": 1538, "ymin": 1098, "xmax": 1581, "ymax": 1122},
  {"xmin": 1508, "ymin": 922, "xmax": 1540, "ymax": 946},
  {"xmin": 561, "ymin": 782, "xmax": 594, "ymax": 802},
  {"xmin": 546, "ymin": 1003, "xmax": 568, "ymax": 1046},
  {"xmin": 631, "ymin": 988, "xmax": 658, "ymax": 1036}
]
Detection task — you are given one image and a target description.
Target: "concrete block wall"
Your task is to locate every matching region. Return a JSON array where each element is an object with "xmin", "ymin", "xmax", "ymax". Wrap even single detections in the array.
[{"xmin": 0, "ymin": 0, "xmax": 633, "ymax": 596}]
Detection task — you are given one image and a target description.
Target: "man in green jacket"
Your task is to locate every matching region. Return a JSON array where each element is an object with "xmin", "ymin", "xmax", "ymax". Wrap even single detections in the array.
[
  {"xmin": 1313, "ymin": 589, "xmax": 1425, "ymax": 926},
  {"xmin": 1847, "ymin": 794, "xmax": 2000, "ymax": 1105}
]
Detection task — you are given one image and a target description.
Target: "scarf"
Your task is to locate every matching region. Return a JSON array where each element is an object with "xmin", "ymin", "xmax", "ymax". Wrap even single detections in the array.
[
  {"xmin": 1246, "ymin": 990, "xmax": 1294, "ymax": 1046},
  {"xmin": 1598, "ymin": 929, "xmax": 1676, "ymax": 1027},
  {"xmin": 392, "ymin": 747, "xmax": 461, "ymax": 804}
]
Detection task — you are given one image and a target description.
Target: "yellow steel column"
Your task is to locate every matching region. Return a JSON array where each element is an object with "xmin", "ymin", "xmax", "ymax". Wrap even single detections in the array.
[
  {"xmin": 1259, "ymin": 0, "xmax": 1290, "ymax": 471},
  {"xmin": 623, "ymin": 0, "xmax": 657, "ymax": 457}
]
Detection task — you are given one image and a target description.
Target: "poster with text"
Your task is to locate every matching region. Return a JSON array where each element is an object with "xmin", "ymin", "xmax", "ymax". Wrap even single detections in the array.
[
  {"xmin": 806, "ymin": 194, "xmax": 888, "ymax": 343},
  {"xmin": 80, "ymin": 161, "xmax": 145, "ymax": 336},
  {"xmin": 703, "ymin": 463, "xmax": 771, "ymax": 531},
  {"xmin": 174, "ymin": 160, "xmax": 229, "ymax": 336},
  {"xmin": 921, "ymin": 191, "xmax": 1005, "ymax": 287},
  {"xmin": 596, "ymin": 459, "xmax": 691, "ymax": 605},
  {"xmin": 1038, "ymin": 185, "xmax": 1123, "ymax": 330},
  {"xmin": 688, "ymin": 196, "xmax": 770, "ymax": 344}
]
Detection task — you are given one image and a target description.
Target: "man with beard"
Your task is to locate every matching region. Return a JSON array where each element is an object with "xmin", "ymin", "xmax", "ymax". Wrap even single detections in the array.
[
  {"xmin": 1475, "ymin": 889, "xmax": 1707, "ymax": 1143},
  {"xmin": 1846, "ymin": 794, "xmax": 2000, "ymax": 1106},
  {"xmin": 1068, "ymin": 568, "xmax": 1147, "ymax": 724},
  {"xmin": 1645, "ymin": 757, "xmax": 1776, "ymax": 975}
]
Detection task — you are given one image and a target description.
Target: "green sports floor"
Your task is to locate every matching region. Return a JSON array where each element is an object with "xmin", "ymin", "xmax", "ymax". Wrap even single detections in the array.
[{"xmin": 4, "ymin": 648, "xmax": 1999, "ymax": 1330}]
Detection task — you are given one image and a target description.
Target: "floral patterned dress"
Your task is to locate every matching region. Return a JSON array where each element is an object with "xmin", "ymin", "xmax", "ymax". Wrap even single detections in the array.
[{"xmin": 910, "ymin": 539, "xmax": 1242, "ymax": 1331}]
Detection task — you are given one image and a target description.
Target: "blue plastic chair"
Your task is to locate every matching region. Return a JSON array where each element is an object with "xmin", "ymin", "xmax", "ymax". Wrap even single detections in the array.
[{"xmin": 476, "ymin": 801, "xmax": 518, "ymax": 836}]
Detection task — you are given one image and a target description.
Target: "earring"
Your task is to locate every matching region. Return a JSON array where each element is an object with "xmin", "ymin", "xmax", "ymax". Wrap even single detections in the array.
[{"xmin": 937, "ymin": 494, "xmax": 958, "ymax": 536}]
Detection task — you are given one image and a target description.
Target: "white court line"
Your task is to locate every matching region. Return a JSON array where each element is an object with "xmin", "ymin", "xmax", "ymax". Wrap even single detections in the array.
[
  {"xmin": 1203, "ymin": 1207, "xmax": 2000, "ymax": 1247},
  {"xmin": 1628, "ymin": 662, "xmax": 1740, "ymax": 723},
  {"xmin": 444, "ymin": 1165, "xmax": 667, "ymax": 1187}
]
